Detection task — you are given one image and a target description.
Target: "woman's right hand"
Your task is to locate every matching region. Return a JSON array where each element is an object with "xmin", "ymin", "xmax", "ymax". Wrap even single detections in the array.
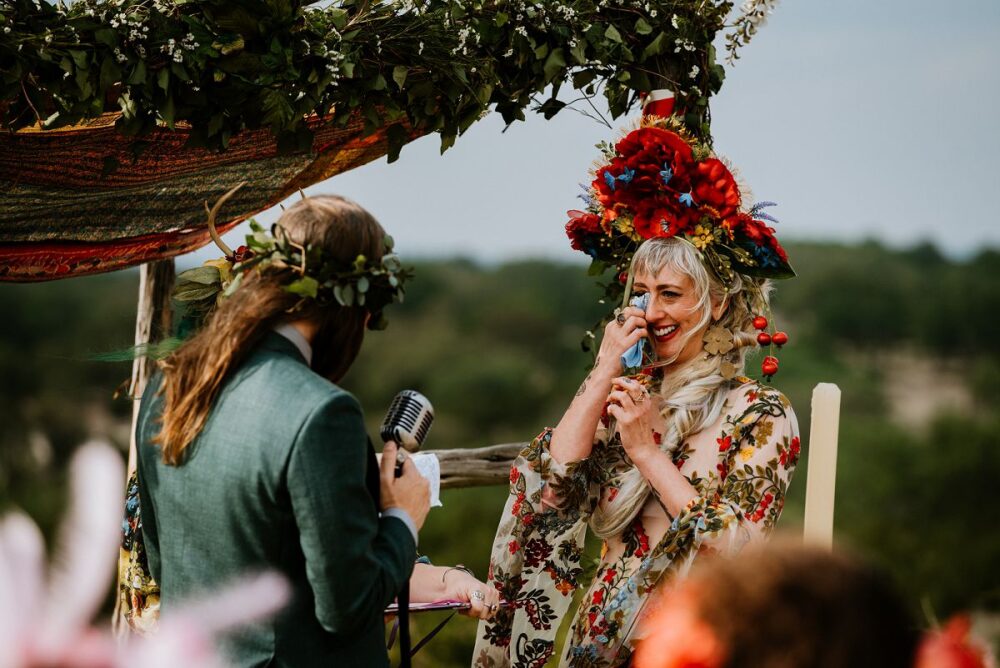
[
  {"xmin": 550, "ymin": 306, "xmax": 648, "ymax": 464},
  {"xmin": 595, "ymin": 305, "xmax": 648, "ymax": 377},
  {"xmin": 379, "ymin": 441, "xmax": 431, "ymax": 530}
]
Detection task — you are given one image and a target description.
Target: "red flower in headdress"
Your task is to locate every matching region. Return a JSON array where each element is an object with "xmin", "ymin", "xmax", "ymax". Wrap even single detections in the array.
[
  {"xmin": 594, "ymin": 127, "xmax": 700, "ymax": 238},
  {"xmin": 691, "ymin": 159, "xmax": 741, "ymax": 221},
  {"xmin": 565, "ymin": 210, "xmax": 603, "ymax": 251},
  {"xmin": 736, "ymin": 215, "xmax": 789, "ymax": 262}
]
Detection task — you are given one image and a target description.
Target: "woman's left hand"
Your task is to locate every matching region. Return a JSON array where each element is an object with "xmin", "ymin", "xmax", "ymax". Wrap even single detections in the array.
[
  {"xmin": 443, "ymin": 569, "xmax": 502, "ymax": 620},
  {"xmin": 607, "ymin": 377, "xmax": 665, "ymax": 467}
]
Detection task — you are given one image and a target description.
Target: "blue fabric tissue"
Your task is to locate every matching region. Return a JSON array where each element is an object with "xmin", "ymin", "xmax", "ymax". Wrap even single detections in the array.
[{"xmin": 620, "ymin": 292, "xmax": 650, "ymax": 370}]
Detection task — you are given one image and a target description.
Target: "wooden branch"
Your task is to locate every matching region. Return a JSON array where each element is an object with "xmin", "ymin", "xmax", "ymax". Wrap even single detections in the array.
[
  {"xmin": 427, "ymin": 442, "xmax": 525, "ymax": 489},
  {"xmin": 125, "ymin": 259, "xmax": 174, "ymax": 476},
  {"xmin": 116, "ymin": 258, "xmax": 174, "ymax": 636}
]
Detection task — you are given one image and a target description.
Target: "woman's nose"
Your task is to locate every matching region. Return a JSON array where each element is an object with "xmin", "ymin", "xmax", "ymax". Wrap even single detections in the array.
[{"xmin": 644, "ymin": 299, "xmax": 660, "ymax": 321}]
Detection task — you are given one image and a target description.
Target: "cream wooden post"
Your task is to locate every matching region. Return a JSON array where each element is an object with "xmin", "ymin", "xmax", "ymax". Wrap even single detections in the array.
[{"xmin": 802, "ymin": 383, "xmax": 842, "ymax": 549}]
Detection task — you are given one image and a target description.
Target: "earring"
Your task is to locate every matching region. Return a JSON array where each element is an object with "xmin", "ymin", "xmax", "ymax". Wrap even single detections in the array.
[{"xmin": 703, "ymin": 324, "xmax": 735, "ymax": 356}]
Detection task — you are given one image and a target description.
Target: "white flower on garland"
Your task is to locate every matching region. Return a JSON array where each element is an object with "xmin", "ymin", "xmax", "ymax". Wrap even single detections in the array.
[{"xmin": 726, "ymin": 0, "xmax": 780, "ymax": 63}]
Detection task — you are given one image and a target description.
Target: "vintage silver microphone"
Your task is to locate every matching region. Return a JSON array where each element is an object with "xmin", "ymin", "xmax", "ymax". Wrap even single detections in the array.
[
  {"xmin": 379, "ymin": 390, "xmax": 434, "ymax": 668},
  {"xmin": 380, "ymin": 390, "xmax": 434, "ymax": 477}
]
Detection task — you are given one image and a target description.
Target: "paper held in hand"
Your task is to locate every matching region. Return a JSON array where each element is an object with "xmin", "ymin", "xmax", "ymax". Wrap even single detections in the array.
[{"xmin": 410, "ymin": 452, "xmax": 443, "ymax": 508}]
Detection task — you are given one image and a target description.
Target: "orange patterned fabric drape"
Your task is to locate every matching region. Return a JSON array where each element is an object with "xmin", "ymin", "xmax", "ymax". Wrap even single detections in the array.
[{"xmin": 0, "ymin": 112, "xmax": 426, "ymax": 281}]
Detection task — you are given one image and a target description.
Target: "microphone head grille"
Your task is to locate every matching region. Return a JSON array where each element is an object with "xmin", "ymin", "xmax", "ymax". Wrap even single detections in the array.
[{"xmin": 380, "ymin": 390, "xmax": 434, "ymax": 451}]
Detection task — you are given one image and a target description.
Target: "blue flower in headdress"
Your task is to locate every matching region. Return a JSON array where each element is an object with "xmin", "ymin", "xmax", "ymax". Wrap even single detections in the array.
[
  {"xmin": 678, "ymin": 191, "xmax": 695, "ymax": 207},
  {"xmin": 577, "ymin": 183, "xmax": 595, "ymax": 208},
  {"xmin": 604, "ymin": 171, "xmax": 617, "ymax": 191},
  {"xmin": 752, "ymin": 244, "xmax": 780, "ymax": 268},
  {"xmin": 660, "ymin": 164, "xmax": 673, "ymax": 185},
  {"xmin": 581, "ymin": 237, "xmax": 602, "ymax": 260},
  {"xmin": 605, "ymin": 168, "xmax": 636, "ymax": 192}
]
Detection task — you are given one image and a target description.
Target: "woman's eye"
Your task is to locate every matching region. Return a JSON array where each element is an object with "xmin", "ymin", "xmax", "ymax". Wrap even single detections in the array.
[{"xmin": 661, "ymin": 291, "xmax": 679, "ymax": 298}]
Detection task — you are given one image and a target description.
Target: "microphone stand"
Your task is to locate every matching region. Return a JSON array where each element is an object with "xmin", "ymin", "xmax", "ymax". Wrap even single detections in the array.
[
  {"xmin": 398, "ymin": 580, "xmax": 411, "ymax": 668},
  {"xmin": 382, "ymin": 391, "xmax": 435, "ymax": 668},
  {"xmin": 394, "ymin": 452, "xmax": 412, "ymax": 668}
]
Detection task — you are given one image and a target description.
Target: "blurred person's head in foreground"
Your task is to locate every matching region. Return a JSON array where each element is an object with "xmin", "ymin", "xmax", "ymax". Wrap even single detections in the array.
[{"xmin": 633, "ymin": 542, "xmax": 920, "ymax": 668}]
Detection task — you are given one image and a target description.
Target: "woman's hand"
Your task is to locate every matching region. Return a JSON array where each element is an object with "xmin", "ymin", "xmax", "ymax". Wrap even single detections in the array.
[
  {"xmin": 550, "ymin": 306, "xmax": 649, "ymax": 464},
  {"xmin": 607, "ymin": 377, "xmax": 665, "ymax": 467},
  {"xmin": 594, "ymin": 306, "xmax": 648, "ymax": 378},
  {"xmin": 442, "ymin": 569, "xmax": 502, "ymax": 621}
]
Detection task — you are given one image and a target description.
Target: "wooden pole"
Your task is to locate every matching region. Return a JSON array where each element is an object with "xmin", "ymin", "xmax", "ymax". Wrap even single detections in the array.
[
  {"xmin": 125, "ymin": 260, "xmax": 174, "ymax": 477},
  {"xmin": 802, "ymin": 383, "xmax": 842, "ymax": 549},
  {"xmin": 114, "ymin": 259, "xmax": 173, "ymax": 635}
]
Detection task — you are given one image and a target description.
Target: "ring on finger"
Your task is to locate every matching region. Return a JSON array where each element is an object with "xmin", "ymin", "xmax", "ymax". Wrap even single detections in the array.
[
  {"xmin": 616, "ymin": 313, "xmax": 626, "ymax": 326},
  {"xmin": 471, "ymin": 590, "xmax": 485, "ymax": 601}
]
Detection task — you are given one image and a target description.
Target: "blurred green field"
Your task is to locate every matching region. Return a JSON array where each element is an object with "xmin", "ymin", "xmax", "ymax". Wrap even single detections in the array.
[{"xmin": 1, "ymin": 240, "xmax": 998, "ymax": 666}]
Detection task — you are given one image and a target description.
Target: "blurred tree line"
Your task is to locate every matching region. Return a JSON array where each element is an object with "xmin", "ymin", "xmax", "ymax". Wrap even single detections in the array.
[{"xmin": 0, "ymin": 240, "xmax": 997, "ymax": 665}]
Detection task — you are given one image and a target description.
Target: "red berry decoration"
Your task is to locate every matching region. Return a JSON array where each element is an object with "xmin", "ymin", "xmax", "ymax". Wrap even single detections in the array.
[
  {"xmin": 772, "ymin": 331, "xmax": 789, "ymax": 347},
  {"xmin": 761, "ymin": 356, "xmax": 779, "ymax": 377},
  {"xmin": 618, "ymin": 271, "xmax": 629, "ymax": 284},
  {"xmin": 752, "ymin": 316, "xmax": 768, "ymax": 330},
  {"xmin": 231, "ymin": 245, "xmax": 254, "ymax": 263},
  {"xmin": 757, "ymin": 332, "xmax": 772, "ymax": 346}
]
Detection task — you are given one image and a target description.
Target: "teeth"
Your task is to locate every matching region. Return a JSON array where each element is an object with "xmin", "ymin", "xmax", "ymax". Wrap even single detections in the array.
[{"xmin": 653, "ymin": 325, "xmax": 678, "ymax": 337}]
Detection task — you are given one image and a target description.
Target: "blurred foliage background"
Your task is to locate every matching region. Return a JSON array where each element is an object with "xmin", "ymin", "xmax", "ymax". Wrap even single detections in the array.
[{"xmin": 1, "ymin": 240, "xmax": 998, "ymax": 665}]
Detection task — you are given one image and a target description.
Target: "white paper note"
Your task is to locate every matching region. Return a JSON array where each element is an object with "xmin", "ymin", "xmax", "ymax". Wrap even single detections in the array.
[{"xmin": 411, "ymin": 453, "xmax": 443, "ymax": 508}]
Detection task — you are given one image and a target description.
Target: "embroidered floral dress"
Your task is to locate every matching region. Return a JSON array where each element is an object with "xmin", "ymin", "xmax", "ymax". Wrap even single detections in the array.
[{"xmin": 473, "ymin": 379, "xmax": 800, "ymax": 668}]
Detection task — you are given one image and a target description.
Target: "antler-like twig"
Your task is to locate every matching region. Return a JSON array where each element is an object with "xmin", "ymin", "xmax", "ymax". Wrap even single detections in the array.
[{"xmin": 203, "ymin": 182, "xmax": 247, "ymax": 257}]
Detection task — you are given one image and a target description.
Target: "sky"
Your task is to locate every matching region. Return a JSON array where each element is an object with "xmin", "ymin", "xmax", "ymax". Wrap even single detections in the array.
[{"xmin": 189, "ymin": 0, "xmax": 1000, "ymax": 267}]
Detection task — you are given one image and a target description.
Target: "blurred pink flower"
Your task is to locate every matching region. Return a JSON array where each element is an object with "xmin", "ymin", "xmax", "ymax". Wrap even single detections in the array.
[{"xmin": 0, "ymin": 441, "xmax": 289, "ymax": 668}]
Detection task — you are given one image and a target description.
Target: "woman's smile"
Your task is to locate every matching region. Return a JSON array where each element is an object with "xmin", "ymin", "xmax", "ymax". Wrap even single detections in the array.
[
  {"xmin": 651, "ymin": 323, "xmax": 680, "ymax": 344},
  {"xmin": 633, "ymin": 264, "xmax": 709, "ymax": 364}
]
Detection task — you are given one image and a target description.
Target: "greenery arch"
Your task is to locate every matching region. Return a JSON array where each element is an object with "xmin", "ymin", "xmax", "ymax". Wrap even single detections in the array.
[{"xmin": 1, "ymin": 0, "xmax": 772, "ymax": 157}]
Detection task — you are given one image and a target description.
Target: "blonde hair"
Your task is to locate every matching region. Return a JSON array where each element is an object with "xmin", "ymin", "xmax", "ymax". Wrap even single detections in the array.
[{"xmin": 589, "ymin": 237, "xmax": 770, "ymax": 538}]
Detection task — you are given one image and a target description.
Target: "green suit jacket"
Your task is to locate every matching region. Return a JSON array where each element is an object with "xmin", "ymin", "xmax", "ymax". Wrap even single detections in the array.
[{"xmin": 136, "ymin": 331, "xmax": 416, "ymax": 667}]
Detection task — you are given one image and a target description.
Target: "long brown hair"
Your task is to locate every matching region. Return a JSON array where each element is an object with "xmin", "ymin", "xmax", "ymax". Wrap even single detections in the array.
[{"xmin": 154, "ymin": 195, "xmax": 387, "ymax": 465}]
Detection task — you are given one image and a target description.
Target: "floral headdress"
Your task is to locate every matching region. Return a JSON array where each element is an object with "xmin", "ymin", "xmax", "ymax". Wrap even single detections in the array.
[
  {"xmin": 566, "ymin": 94, "xmax": 794, "ymax": 378},
  {"xmin": 174, "ymin": 184, "xmax": 412, "ymax": 331}
]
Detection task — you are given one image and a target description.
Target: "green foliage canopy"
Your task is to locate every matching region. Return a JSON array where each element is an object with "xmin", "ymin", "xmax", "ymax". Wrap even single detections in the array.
[{"xmin": 0, "ymin": 0, "xmax": 746, "ymax": 156}]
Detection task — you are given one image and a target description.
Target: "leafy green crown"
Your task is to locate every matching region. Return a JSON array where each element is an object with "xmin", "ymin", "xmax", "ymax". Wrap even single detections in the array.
[{"xmin": 174, "ymin": 220, "xmax": 411, "ymax": 330}]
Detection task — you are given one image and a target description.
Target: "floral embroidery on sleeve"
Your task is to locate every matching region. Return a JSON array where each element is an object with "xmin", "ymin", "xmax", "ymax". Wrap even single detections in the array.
[{"xmin": 710, "ymin": 384, "xmax": 799, "ymax": 538}]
